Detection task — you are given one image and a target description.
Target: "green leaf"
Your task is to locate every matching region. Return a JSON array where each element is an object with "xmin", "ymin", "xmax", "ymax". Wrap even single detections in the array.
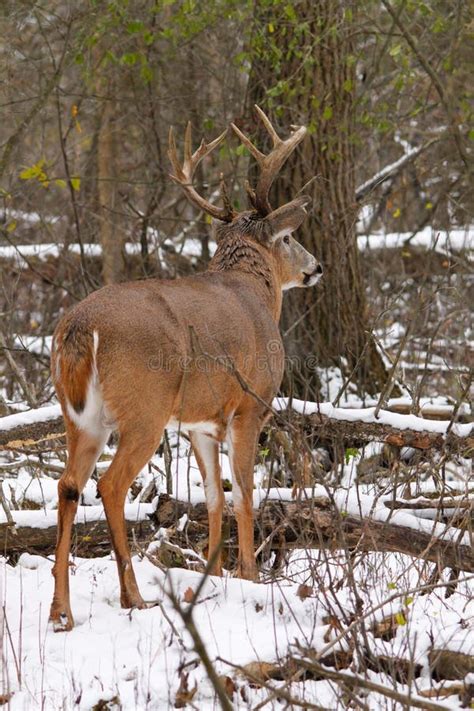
[
  {"xmin": 395, "ymin": 611, "xmax": 406, "ymax": 626},
  {"xmin": 387, "ymin": 582, "xmax": 397, "ymax": 590},
  {"xmin": 342, "ymin": 78, "xmax": 353, "ymax": 92},
  {"xmin": 55, "ymin": 179, "xmax": 67, "ymax": 189},
  {"xmin": 405, "ymin": 596, "xmax": 414, "ymax": 606},
  {"xmin": 19, "ymin": 158, "xmax": 46, "ymax": 181},
  {"xmin": 121, "ymin": 52, "xmax": 138, "ymax": 66},
  {"xmin": 322, "ymin": 105, "xmax": 333, "ymax": 121},
  {"xmin": 6, "ymin": 220, "xmax": 16, "ymax": 233},
  {"xmin": 140, "ymin": 64, "xmax": 153, "ymax": 83},
  {"xmin": 70, "ymin": 177, "xmax": 81, "ymax": 192},
  {"xmin": 126, "ymin": 20, "xmax": 144, "ymax": 34},
  {"xmin": 344, "ymin": 447, "xmax": 359, "ymax": 464},
  {"xmin": 432, "ymin": 16, "xmax": 445, "ymax": 33},
  {"xmin": 235, "ymin": 144, "xmax": 248, "ymax": 157},
  {"xmin": 284, "ymin": 4, "xmax": 297, "ymax": 21},
  {"xmin": 389, "ymin": 44, "xmax": 402, "ymax": 57}
]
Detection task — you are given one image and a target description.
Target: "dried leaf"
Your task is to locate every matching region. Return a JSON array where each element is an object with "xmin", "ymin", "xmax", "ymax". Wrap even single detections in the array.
[
  {"xmin": 217, "ymin": 675, "xmax": 236, "ymax": 699},
  {"xmin": 296, "ymin": 584, "xmax": 313, "ymax": 600},
  {"xmin": 241, "ymin": 661, "xmax": 276, "ymax": 684},
  {"xmin": 174, "ymin": 672, "xmax": 197, "ymax": 708},
  {"xmin": 183, "ymin": 586, "xmax": 194, "ymax": 604}
]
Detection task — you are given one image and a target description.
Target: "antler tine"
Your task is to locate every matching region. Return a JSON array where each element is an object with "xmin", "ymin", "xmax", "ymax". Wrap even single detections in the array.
[
  {"xmin": 231, "ymin": 105, "xmax": 307, "ymax": 215},
  {"xmin": 193, "ymin": 129, "xmax": 228, "ymax": 166},
  {"xmin": 168, "ymin": 123, "xmax": 233, "ymax": 222},
  {"xmin": 230, "ymin": 122, "xmax": 265, "ymax": 165},
  {"xmin": 254, "ymin": 104, "xmax": 280, "ymax": 147},
  {"xmin": 183, "ymin": 121, "xmax": 193, "ymax": 166}
]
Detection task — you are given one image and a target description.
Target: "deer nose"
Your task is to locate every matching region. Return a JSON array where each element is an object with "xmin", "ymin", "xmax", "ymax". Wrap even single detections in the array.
[{"xmin": 316, "ymin": 263, "xmax": 323, "ymax": 275}]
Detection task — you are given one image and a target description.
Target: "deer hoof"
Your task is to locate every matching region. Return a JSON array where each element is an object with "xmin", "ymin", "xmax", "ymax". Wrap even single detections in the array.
[{"xmin": 49, "ymin": 609, "xmax": 74, "ymax": 632}]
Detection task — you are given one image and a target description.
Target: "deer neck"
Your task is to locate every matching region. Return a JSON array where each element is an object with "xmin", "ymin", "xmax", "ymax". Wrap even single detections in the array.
[{"xmin": 208, "ymin": 236, "xmax": 282, "ymax": 321}]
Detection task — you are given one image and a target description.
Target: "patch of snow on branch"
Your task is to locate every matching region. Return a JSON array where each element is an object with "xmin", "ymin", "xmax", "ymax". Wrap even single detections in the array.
[
  {"xmin": 0, "ymin": 404, "xmax": 62, "ymax": 432},
  {"xmin": 358, "ymin": 226, "xmax": 473, "ymax": 253},
  {"xmin": 0, "ymin": 503, "xmax": 153, "ymax": 528},
  {"xmin": 273, "ymin": 398, "xmax": 472, "ymax": 437}
]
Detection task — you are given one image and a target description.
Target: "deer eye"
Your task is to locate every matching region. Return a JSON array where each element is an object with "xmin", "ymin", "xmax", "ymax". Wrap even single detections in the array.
[{"xmin": 283, "ymin": 235, "xmax": 290, "ymax": 245}]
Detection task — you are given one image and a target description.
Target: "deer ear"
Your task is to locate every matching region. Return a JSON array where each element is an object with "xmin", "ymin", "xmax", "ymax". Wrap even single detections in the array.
[{"xmin": 263, "ymin": 196, "xmax": 311, "ymax": 241}]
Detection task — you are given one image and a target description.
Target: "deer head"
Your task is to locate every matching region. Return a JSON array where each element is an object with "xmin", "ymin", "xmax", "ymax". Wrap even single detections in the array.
[{"xmin": 168, "ymin": 106, "xmax": 323, "ymax": 290}]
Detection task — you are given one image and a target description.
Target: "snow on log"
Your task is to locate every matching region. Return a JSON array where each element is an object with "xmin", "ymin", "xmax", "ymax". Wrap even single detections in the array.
[
  {"xmin": 0, "ymin": 503, "xmax": 154, "ymax": 557},
  {"xmin": 1, "ymin": 495, "xmax": 472, "ymax": 572},
  {"xmin": 1, "ymin": 402, "xmax": 472, "ymax": 453},
  {"xmin": 153, "ymin": 495, "xmax": 474, "ymax": 573},
  {"xmin": 0, "ymin": 405, "xmax": 64, "ymax": 448},
  {"xmin": 274, "ymin": 398, "xmax": 473, "ymax": 454}
]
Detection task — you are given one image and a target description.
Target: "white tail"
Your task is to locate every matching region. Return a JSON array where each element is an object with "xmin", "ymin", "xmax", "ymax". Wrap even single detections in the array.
[{"xmin": 49, "ymin": 106, "xmax": 323, "ymax": 631}]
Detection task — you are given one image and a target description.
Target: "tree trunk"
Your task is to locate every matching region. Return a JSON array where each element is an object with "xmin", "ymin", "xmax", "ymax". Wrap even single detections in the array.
[
  {"xmin": 97, "ymin": 89, "xmax": 125, "ymax": 284},
  {"xmin": 246, "ymin": 0, "xmax": 388, "ymax": 397}
]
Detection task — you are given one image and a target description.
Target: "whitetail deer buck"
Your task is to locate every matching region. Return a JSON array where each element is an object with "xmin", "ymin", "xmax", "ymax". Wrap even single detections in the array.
[{"xmin": 49, "ymin": 106, "xmax": 322, "ymax": 631}]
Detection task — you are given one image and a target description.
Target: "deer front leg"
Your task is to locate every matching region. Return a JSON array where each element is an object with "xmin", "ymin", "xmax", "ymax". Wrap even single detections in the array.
[{"xmin": 227, "ymin": 411, "xmax": 260, "ymax": 581}]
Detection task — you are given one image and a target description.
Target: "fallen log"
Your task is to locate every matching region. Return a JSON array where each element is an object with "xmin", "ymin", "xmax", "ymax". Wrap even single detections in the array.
[
  {"xmin": 153, "ymin": 495, "xmax": 474, "ymax": 573},
  {"xmin": 0, "ymin": 507, "xmax": 154, "ymax": 558},
  {"xmin": 304, "ymin": 413, "xmax": 473, "ymax": 456},
  {"xmin": 0, "ymin": 406, "xmax": 64, "ymax": 450},
  {"xmin": 2, "ymin": 494, "xmax": 473, "ymax": 573},
  {"xmin": 232, "ymin": 651, "xmax": 474, "ymax": 707},
  {"xmin": 429, "ymin": 648, "xmax": 474, "ymax": 681},
  {"xmin": 0, "ymin": 405, "xmax": 472, "ymax": 454},
  {"xmin": 386, "ymin": 498, "xmax": 473, "ymax": 511}
]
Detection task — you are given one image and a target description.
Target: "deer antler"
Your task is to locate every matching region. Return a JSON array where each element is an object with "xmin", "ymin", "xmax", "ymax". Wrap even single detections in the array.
[
  {"xmin": 231, "ymin": 105, "xmax": 307, "ymax": 215},
  {"xmin": 168, "ymin": 122, "xmax": 234, "ymax": 222}
]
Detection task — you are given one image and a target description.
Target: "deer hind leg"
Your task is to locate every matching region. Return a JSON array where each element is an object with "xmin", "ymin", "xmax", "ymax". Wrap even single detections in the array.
[
  {"xmin": 227, "ymin": 410, "xmax": 260, "ymax": 581},
  {"xmin": 97, "ymin": 426, "xmax": 163, "ymax": 609},
  {"xmin": 190, "ymin": 432, "xmax": 224, "ymax": 576},
  {"xmin": 50, "ymin": 420, "xmax": 108, "ymax": 632}
]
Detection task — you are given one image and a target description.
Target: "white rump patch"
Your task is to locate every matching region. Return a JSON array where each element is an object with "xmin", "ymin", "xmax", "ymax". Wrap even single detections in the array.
[
  {"xmin": 66, "ymin": 378, "xmax": 107, "ymax": 436},
  {"xmin": 66, "ymin": 329, "xmax": 115, "ymax": 435}
]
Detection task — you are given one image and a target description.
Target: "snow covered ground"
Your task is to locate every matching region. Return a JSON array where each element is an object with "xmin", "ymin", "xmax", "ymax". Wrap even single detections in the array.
[
  {"xmin": 1, "ymin": 430, "xmax": 473, "ymax": 710},
  {"xmin": 3, "ymin": 547, "xmax": 472, "ymax": 710}
]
